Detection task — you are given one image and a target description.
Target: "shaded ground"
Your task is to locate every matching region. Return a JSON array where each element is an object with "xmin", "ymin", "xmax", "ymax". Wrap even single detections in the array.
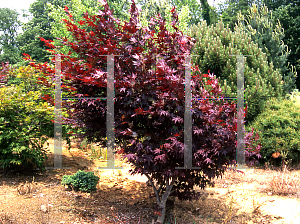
[{"xmin": 0, "ymin": 137, "xmax": 300, "ymax": 223}]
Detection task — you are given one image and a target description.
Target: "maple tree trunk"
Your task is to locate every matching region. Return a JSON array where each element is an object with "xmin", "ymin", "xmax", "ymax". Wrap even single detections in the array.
[
  {"xmin": 154, "ymin": 177, "xmax": 175, "ymax": 224},
  {"xmin": 156, "ymin": 199, "xmax": 168, "ymax": 224}
]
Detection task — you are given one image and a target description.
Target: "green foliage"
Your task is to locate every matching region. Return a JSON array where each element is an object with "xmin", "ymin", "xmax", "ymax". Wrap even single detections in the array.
[
  {"xmin": 189, "ymin": 19, "xmax": 285, "ymax": 124},
  {"xmin": 0, "ymin": 72, "xmax": 54, "ymax": 170},
  {"xmin": 106, "ymin": 0, "xmax": 131, "ymax": 21},
  {"xmin": 47, "ymin": 0, "xmax": 133, "ymax": 56},
  {"xmin": 17, "ymin": 0, "xmax": 133, "ymax": 64},
  {"xmin": 0, "ymin": 65, "xmax": 75, "ymax": 170},
  {"xmin": 245, "ymin": 95, "xmax": 300, "ymax": 166},
  {"xmin": 168, "ymin": 0, "xmax": 203, "ymax": 26},
  {"xmin": 137, "ymin": 0, "xmax": 201, "ymax": 35},
  {"xmin": 61, "ymin": 170, "xmax": 99, "ymax": 192},
  {"xmin": 269, "ymin": 1, "xmax": 300, "ymax": 89},
  {"xmin": 263, "ymin": 0, "xmax": 297, "ymax": 12},
  {"xmin": 0, "ymin": 8, "xmax": 22, "ymax": 64},
  {"xmin": 17, "ymin": 0, "xmax": 75, "ymax": 64},
  {"xmin": 199, "ymin": 0, "xmax": 211, "ymax": 26},
  {"xmin": 47, "ymin": 0, "xmax": 101, "ymax": 56},
  {"xmin": 216, "ymin": 0, "xmax": 257, "ymax": 31},
  {"xmin": 138, "ymin": 0, "xmax": 175, "ymax": 31},
  {"xmin": 236, "ymin": 3, "xmax": 297, "ymax": 97}
]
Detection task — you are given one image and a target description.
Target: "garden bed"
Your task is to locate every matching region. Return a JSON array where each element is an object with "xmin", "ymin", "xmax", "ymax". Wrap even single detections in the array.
[{"xmin": 0, "ymin": 137, "xmax": 299, "ymax": 223}]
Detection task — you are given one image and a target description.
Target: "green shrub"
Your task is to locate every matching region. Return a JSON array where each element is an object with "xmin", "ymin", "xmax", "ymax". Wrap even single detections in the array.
[
  {"xmin": 245, "ymin": 94, "xmax": 300, "ymax": 166},
  {"xmin": 0, "ymin": 82, "xmax": 54, "ymax": 170},
  {"xmin": 0, "ymin": 65, "xmax": 75, "ymax": 170},
  {"xmin": 61, "ymin": 170, "xmax": 99, "ymax": 193}
]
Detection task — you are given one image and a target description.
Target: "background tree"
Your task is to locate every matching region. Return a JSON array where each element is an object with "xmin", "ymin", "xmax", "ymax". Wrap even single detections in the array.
[
  {"xmin": 216, "ymin": 0, "xmax": 300, "ymax": 89},
  {"xmin": 200, "ymin": 0, "xmax": 211, "ymax": 26},
  {"xmin": 216, "ymin": 0, "xmax": 261, "ymax": 31},
  {"xmin": 168, "ymin": 0, "xmax": 202, "ymax": 26},
  {"xmin": 47, "ymin": 0, "xmax": 101, "ymax": 56},
  {"xmin": 209, "ymin": 3, "xmax": 221, "ymax": 25},
  {"xmin": 266, "ymin": 0, "xmax": 300, "ymax": 89},
  {"xmin": 47, "ymin": 0, "xmax": 133, "ymax": 56},
  {"xmin": 137, "ymin": 0, "xmax": 187, "ymax": 32},
  {"xmin": 189, "ymin": 18, "xmax": 286, "ymax": 125},
  {"xmin": 0, "ymin": 8, "xmax": 21, "ymax": 64},
  {"xmin": 17, "ymin": 0, "xmax": 74, "ymax": 63},
  {"xmin": 105, "ymin": 0, "xmax": 132, "ymax": 21},
  {"xmin": 235, "ymin": 3, "xmax": 297, "ymax": 96},
  {"xmin": 263, "ymin": 0, "xmax": 295, "ymax": 11},
  {"xmin": 137, "ymin": 0, "xmax": 213, "ymax": 34}
]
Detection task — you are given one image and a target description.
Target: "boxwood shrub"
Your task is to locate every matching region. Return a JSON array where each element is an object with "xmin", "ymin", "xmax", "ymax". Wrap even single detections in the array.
[{"xmin": 61, "ymin": 170, "xmax": 99, "ymax": 193}]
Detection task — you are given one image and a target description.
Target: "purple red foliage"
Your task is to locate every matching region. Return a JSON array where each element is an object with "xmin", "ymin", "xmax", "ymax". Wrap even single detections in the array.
[
  {"xmin": 24, "ymin": 0, "xmax": 261, "ymax": 216},
  {"xmin": 0, "ymin": 62, "xmax": 10, "ymax": 85}
]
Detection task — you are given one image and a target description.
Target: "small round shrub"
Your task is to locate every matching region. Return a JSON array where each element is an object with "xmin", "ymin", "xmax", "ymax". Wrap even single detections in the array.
[
  {"xmin": 245, "ymin": 93, "xmax": 300, "ymax": 166},
  {"xmin": 61, "ymin": 170, "xmax": 99, "ymax": 193}
]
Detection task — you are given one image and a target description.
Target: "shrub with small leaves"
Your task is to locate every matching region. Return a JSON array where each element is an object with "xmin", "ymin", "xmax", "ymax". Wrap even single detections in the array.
[
  {"xmin": 245, "ymin": 95, "xmax": 300, "ymax": 167},
  {"xmin": 0, "ymin": 65, "xmax": 76, "ymax": 170},
  {"xmin": 0, "ymin": 65, "xmax": 55, "ymax": 170},
  {"xmin": 61, "ymin": 170, "xmax": 99, "ymax": 193}
]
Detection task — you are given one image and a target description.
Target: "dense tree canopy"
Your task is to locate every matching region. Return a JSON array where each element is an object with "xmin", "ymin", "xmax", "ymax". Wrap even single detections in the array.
[
  {"xmin": 17, "ymin": 0, "xmax": 74, "ymax": 63},
  {"xmin": 200, "ymin": 0, "xmax": 211, "ymax": 26},
  {"xmin": 263, "ymin": 0, "xmax": 297, "ymax": 11},
  {"xmin": 189, "ymin": 18, "xmax": 286, "ymax": 125},
  {"xmin": 0, "ymin": 8, "xmax": 21, "ymax": 64},
  {"xmin": 216, "ymin": 0, "xmax": 262, "ymax": 31},
  {"xmin": 216, "ymin": 0, "xmax": 300, "ymax": 90}
]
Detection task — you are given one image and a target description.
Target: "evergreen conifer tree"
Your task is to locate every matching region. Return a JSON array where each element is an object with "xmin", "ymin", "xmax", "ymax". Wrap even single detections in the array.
[
  {"xmin": 189, "ymin": 18, "xmax": 285, "ymax": 125},
  {"xmin": 235, "ymin": 3, "xmax": 297, "ymax": 96},
  {"xmin": 267, "ymin": 0, "xmax": 300, "ymax": 89}
]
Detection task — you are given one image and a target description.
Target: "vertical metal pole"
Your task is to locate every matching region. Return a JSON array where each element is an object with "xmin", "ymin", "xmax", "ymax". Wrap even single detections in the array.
[
  {"xmin": 184, "ymin": 55, "xmax": 193, "ymax": 169},
  {"xmin": 229, "ymin": 54, "xmax": 252, "ymax": 170},
  {"xmin": 176, "ymin": 54, "xmax": 201, "ymax": 170},
  {"xmin": 98, "ymin": 54, "xmax": 122, "ymax": 170},
  {"xmin": 236, "ymin": 55, "xmax": 246, "ymax": 168},
  {"xmin": 106, "ymin": 55, "xmax": 115, "ymax": 168},
  {"xmin": 54, "ymin": 54, "xmax": 62, "ymax": 168}
]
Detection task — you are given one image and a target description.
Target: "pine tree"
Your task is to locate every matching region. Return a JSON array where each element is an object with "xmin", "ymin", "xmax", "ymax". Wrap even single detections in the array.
[
  {"xmin": 235, "ymin": 3, "xmax": 297, "ymax": 96},
  {"xmin": 189, "ymin": 18, "xmax": 285, "ymax": 125},
  {"xmin": 266, "ymin": 0, "xmax": 300, "ymax": 89}
]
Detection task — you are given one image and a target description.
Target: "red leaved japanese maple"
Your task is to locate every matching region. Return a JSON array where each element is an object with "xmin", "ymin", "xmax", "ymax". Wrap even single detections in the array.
[{"xmin": 25, "ymin": 0, "xmax": 261, "ymax": 222}]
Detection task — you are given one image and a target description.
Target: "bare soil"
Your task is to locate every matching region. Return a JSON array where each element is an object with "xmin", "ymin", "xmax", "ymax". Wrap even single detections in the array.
[{"xmin": 0, "ymin": 137, "xmax": 300, "ymax": 224}]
